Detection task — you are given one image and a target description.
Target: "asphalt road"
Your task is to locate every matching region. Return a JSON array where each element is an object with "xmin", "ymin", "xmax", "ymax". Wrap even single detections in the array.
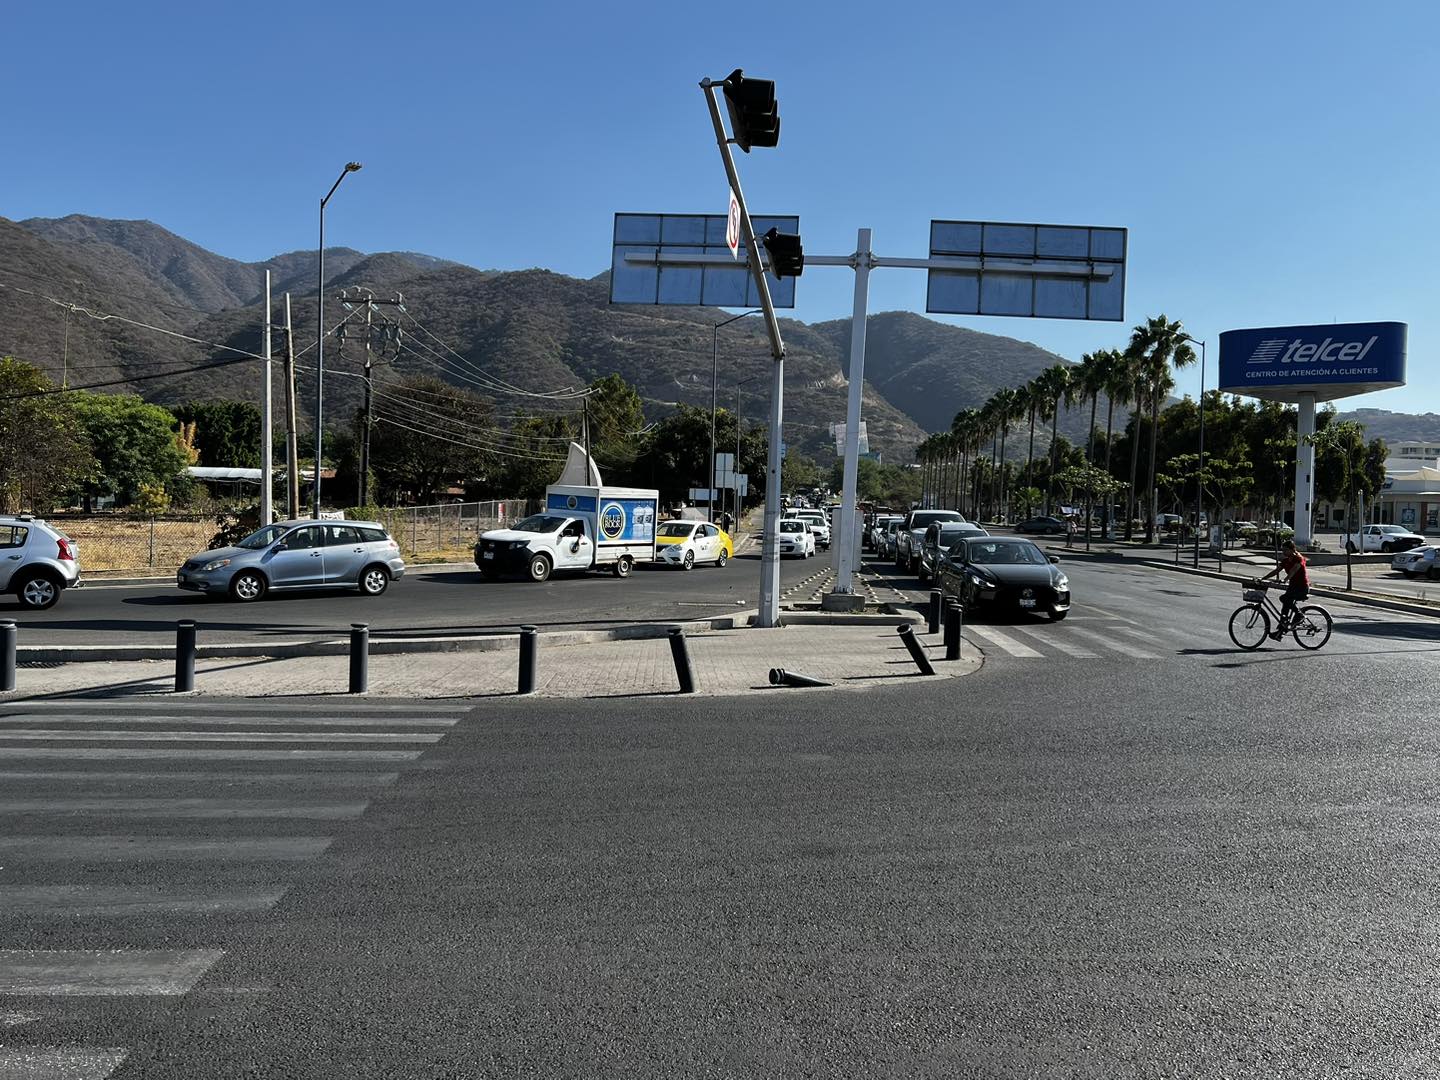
[
  {"xmin": 4, "ymin": 558, "xmax": 1440, "ymax": 1076},
  {"xmin": 5, "ymin": 544, "xmax": 839, "ymax": 645}
]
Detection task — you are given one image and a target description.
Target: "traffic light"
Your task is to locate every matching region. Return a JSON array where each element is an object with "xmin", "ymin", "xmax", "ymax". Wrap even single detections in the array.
[
  {"xmin": 722, "ymin": 68, "xmax": 780, "ymax": 152},
  {"xmin": 761, "ymin": 227, "xmax": 804, "ymax": 278}
]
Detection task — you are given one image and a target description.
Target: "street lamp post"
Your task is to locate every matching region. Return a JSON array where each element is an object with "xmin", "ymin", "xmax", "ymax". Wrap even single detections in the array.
[
  {"xmin": 710, "ymin": 310, "xmax": 762, "ymax": 522},
  {"xmin": 1182, "ymin": 334, "xmax": 1207, "ymax": 568},
  {"xmin": 313, "ymin": 161, "xmax": 362, "ymax": 519},
  {"xmin": 734, "ymin": 374, "xmax": 762, "ymax": 523}
]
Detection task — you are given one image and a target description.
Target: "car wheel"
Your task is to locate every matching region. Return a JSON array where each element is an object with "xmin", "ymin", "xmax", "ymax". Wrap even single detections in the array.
[
  {"xmin": 15, "ymin": 572, "xmax": 61, "ymax": 610},
  {"xmin": 527, "ymin": 553, "xmax": 552, "ymax": 583},
  {"xmin": 1381, "ymin": 542, "xmax": 1394, "ymax": 553},
  {"xmin": 1429, "ymin": 565, "xmax": 1440, "ymax": 581},
  {"xmin": 917, "ymin": 565, "xmax": 930, "ymax": 584},
  {"xmin": 229, "ymin": 570, "xmax": 267, "ymax": 603},
  {"xmin": 682, "ymin": 549, "xmax": 695, "ymax": 571},
  {"xmin": 716, "ymin": 549, "xmax": 728, "ymax": 568},
  {"xmin": 613, "ymin": 555, "xmax": 633, "ymax": 578},
  {"xmin": 359, "ymin": 565, "xmax": 390, "ymax": 596},
  {"xmin": 1346, "ymin": 542, "xmax": 1358, "ymax": 554},
  {"xmin": 1049, "ymin": 608, "xmax": 1069, "ymax": 621}
]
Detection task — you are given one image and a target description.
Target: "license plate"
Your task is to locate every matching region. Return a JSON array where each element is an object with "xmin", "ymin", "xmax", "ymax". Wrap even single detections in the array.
[
  {"xmin": 482, "ymin": 551, "xmax": 494, "ymax": 560},
  {"xmin": 1019, "ymin": 599, "xmax": 1036, "ymax": 608}
]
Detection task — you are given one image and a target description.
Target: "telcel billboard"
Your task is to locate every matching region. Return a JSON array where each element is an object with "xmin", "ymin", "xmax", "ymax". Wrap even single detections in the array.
[{"xmin": 1218, "ymin": 321, "xmax": 1406, "ymax": 403}]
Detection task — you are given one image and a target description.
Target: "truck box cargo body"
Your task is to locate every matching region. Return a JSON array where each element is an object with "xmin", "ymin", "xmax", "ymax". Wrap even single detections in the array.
[{"xmin": 474, "ymin": 484, "xmax": 659, "ymax": 582}]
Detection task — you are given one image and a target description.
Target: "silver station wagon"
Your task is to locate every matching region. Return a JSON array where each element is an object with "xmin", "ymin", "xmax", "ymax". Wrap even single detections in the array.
[{"xmin": 177, "ymin": 519, "xmax": 406, "ymax": 602}]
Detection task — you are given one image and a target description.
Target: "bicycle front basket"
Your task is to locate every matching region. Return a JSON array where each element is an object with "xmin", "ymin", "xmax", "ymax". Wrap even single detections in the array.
[{"xmin": 1243, "ymin": 589, "xmax": 1266, "ymax": 602}]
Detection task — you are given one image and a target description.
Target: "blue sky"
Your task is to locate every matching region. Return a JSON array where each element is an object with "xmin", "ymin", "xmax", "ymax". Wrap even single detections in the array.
[{"xmin": 7, "ymin": 0, "xmax": 1437, "ymax": 416}]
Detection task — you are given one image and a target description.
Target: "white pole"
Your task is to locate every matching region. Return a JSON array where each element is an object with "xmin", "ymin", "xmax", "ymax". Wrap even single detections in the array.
[
  {"xmin": 261, "ymin": 270, "xmax": 273, "ymax": 525},
  {"xmin": 1295, "ymin": 392, "xmax": 1317, "ymax": 547},
  {"xmin": 833, "ymin": 228, "xmax": 872, "ymax": 597}
]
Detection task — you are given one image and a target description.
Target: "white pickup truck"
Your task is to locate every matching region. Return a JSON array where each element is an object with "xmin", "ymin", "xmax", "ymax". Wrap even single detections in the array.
[
  {"xmin": 474, "ymin": 483, "xmax": 659, "ymax": 582},
  {"xmin": 1340, "ymin": 523, "xmax": 1426, "ymax": 554}
]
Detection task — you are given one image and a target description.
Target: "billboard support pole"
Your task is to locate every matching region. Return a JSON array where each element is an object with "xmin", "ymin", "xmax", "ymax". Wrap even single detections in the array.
[
  {"xmin": 700, "ymin": 79, "xmax": 786, "ymax": 628},
  {"xmin": 1295, "ymin": 391, "xmax": 1317, "ymax": 548},
  {"xmin": 833, "ymin": 228, "xmax": 872, "ymax": 598}
]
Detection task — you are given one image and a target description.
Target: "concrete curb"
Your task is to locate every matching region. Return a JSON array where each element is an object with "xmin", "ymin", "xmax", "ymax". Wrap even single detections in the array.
[
  {"xmin": 16, "ymin": 612, "xmax": 756, "ymax": 665},
  {"xmin": 1138, "ymin": 560, "xmax": 1440, "ymax": 619},
  {"xmin": 768, "ymin": 610, "xmax": 920, "ymax": 627}
]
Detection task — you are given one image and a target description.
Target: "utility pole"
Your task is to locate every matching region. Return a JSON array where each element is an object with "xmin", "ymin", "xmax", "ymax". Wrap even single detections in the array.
[
  {"xmin": 282, "ymin": 293, "xmax": 301, "ymax": 519},
  {"xmin": 340, "ymin": 289, "xmax": 404, "ymax": 508},
  {"xmin": 261, "ymin": 271, "xmax": 273, "ymax": 524}
]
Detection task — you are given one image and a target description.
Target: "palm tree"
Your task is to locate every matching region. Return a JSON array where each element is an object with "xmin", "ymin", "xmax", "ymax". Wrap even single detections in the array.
[
  {"xmin": 1121, "ymin": 346, "xmax": 1146, "ymax": 540},
  {"xmin": 1033, "ymin": 364, "xmax": 1073, "ymax": 515},
  {"xmin": 1128, "ymin": 315, "xmax": 1198, "ymax": 542},
  {"xmin": 1076, "ymin": 351, "xmax": 1111, "ymax": 539},
  {"xmin": 1099, "ymin": 348, "xmax": 1130, "ymax": 536},
  {"xmin": 988, "ymin": 387, "xmax": 1021, "ymax": 522},
  {"xmin": 952, "ymin": 408, "xmax": 981, "ymax": 517},
  {"xmin": 1020, "ymin": 381, "xmax": 1040, "ymax": 490}
]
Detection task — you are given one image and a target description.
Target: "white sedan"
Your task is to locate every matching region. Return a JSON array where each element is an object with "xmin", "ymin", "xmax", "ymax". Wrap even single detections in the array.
[
  {"xmin": 655, "ymin": 520, "xmax": 733, "ymax": 570},
  {"xmin": 777, "ymin": 519, "xmax": 816, "ymax": 558},
  {"xmin": 1392, "ymin": 545, "xmax": 1439, "ymax": 579}
]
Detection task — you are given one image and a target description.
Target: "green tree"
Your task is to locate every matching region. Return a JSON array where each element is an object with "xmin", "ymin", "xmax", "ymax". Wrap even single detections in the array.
[
  {"xmin": 70, "ymin": 392, "xmax": 190, "ymax": 508},
  {"xmin": 585, "ymin": 374, "xmax": 645, "ymax": 473},
  {"xmin": 170, "ymin": 401, "xmax": 262, "ymax": 468},
  {"xmin": 493, "ymin": 412, "xmax": 574, "ymax": 499},
  {"xmin": 0, "ymin": 357, "xmax": 94, "ymax": 512},
  {"xmin": 367, "ymin": 375, "xmax": 494, "ymax": 504},
  {"xmin": 781, "ymin": 452, "xmax": 820, "ymax": 495},
  {"xmin": 1127, "ymin": 314, "xmax": 1198, "ymax": 542}
]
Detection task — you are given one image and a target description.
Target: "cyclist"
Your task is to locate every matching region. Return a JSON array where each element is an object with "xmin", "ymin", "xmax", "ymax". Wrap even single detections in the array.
[{"xmin": 1260, "ymin": 538, "xmax": 1309, "ymax": 638}]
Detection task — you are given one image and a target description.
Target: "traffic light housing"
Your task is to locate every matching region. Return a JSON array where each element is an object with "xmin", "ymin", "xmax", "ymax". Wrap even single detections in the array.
[
  {"xmin": 762, "ymin": 228, "xmax": 804, "ymax": 278},
  {"xmin": 722, "ymin": 69, "xmax": 779, "ymax": 152}
]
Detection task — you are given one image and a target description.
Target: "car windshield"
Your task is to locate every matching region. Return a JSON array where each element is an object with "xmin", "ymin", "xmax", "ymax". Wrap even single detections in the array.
[
  {"xmin": 236, "ymin": 524, "xmax": 288, "ymax": 550},
  {"xmin": 1378, "ymin": 525, "xmax": 1408, "ymax": 534},
  {"xmin": 910, "ymin": 512, "xmax": 962, "ymax": 530},
  {"xmin": 658, "ymin": 523, "xmax": 694, "ymax": 538},
  {"xmin": 780, "ymin": 521, "xmax": 804, "ymax": 534},
  {"xmin": 513, "ymin": 514, "xmax": 568, "ymax": 533},
  {"xmin": 966, "ymin": 541, "xmax": 1046, "ymax": 565},
  {"xmin": 933, "ymin": 525, "xmax": 973, "ymax": 545}
]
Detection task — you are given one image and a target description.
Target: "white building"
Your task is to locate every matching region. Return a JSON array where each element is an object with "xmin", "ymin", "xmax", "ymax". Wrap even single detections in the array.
[{"xmin": 1375, "ymin": 442, "xmax": 1440, "ymax": 533}]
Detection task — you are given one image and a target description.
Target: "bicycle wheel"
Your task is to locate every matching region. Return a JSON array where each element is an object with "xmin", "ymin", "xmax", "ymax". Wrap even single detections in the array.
[
  {"xmin": 1291, "ymin": 605, "xmax": 1333, "ymax": 650},
  {"xmin": 1228, "ymin": 604, "xmax": 1270, "ymax": 650}
]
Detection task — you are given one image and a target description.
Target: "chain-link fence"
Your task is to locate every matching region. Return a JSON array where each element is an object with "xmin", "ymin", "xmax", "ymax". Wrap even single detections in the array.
[
  {"xmin": 47, "ymin": 515, "xmax": 223, "ymax": 574},
  {"xmin": 367, "ymin": 501, "xmax": 535, "ymax": 562}
]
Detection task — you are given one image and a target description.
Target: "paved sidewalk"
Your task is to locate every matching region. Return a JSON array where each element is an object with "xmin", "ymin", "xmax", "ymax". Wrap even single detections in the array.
[{"xmin": 3, "ymin": 624, "xmax": 978, "ymax": 700}]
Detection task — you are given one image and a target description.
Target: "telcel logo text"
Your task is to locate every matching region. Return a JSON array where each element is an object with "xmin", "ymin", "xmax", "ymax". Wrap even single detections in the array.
[{"xmin": 1258, "ymin": 336, "xmax": 1379, "ymax": 366}]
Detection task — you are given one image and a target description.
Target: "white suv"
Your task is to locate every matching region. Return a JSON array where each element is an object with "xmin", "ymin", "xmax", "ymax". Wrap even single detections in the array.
[
  {"xmin": 793, "ymin": 509, "xmax": 831, "ymax": 550},
  {"xmin": 0, "ymin": 515, "xmax": 81, "ymax": 609}
]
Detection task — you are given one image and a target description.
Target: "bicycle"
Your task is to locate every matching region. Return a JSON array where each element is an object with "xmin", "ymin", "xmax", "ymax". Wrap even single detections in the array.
[{"xmin": 1228, "ymin": 580, "xmax": 1333, "ymax": 651}]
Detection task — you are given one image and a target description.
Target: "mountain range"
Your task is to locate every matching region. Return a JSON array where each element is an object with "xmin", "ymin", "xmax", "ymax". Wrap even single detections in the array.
[{"xmin": 0, "ymin": 214, "xmax": 1432, "ymax": 462}]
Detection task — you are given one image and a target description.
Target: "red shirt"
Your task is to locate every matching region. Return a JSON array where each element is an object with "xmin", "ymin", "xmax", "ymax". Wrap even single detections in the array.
[{"xmin": 1279, "ymin": 552, "xmax": 1308, "ymax": 587}]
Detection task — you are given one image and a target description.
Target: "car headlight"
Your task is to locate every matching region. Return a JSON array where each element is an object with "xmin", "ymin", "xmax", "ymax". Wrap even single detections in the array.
[
  {"xmin": 510, "ymin": 541, "xmax": 528, "ymax": 549},
  {"xmin": 201, "ymin": 558, "xmax": 232, "ymax": 572},
  {"xmin": 1055, "ymin": 574, "xmax": 1069, "ymax": 589}
]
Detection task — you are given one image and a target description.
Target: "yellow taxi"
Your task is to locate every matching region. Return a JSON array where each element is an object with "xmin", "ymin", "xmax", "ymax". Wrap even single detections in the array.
[{"xmin": 655, "ymin": 519, "xmax": 733, "ymax": 569}]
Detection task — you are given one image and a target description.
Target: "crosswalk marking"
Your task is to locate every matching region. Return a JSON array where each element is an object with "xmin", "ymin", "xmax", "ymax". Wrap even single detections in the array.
[
  {"xmin": 0, "ymin": 836, "xmax": 332, "ymax": 861},
  {"xmin": 0, "ymin": 729, "xmax": 444, "ymax": 743},
  {"xmin": 0, "ymin": 748, "xmax": 424, "ymax": 762},
  {"xmin": 0, "ymin": 714, "xmax": 458, "ymax": 728},
  {"xmin": 0, "ymin": 1047, "xmax": 128, "ymax": 1080},
  {"xmin": 0, "ymin": 949, "xmax": 224, "ymax": 996},
  {"xmin": 1065, "ymin": 625, "xmax": 1161, "ymax": 659},
  {"xmin": 0, "ymin": 770, "xmax": 401, "ymax": 786},
  {"xmin": 1009, "ymin": 626, "xmax": 1097, "ymax": 657},
  {"xmin": 965, "ymin": 625, "xmax": 1044, "ymax": 658},
  {"xmin": 0, "ymin": 885, "xmax": 288, "ymax": 916},
  {"xmin": 0, "ymin": 798, "xmax": 369, "ymax": 819}
]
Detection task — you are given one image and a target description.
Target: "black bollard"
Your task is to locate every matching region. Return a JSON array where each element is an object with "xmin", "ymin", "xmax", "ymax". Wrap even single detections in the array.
[
  {"xmin": 927, "ymin": 590, "xmax": 942, "ymax": 635},
  {"xmin": 769, "ymin": 668, "xmax": 832, "ymax": 688},
  {"xmin": 896, "ymin": 623, "xmax": 936, "ymax": 676},
  {"xmin": 944, "ymin": 600, "xmax": 964, "ymax": 661},
  {"xmin": 349, "ymin": 623, "xmax": 369, "ymax": 694},
  {"xmin": 175, "ymin": 619, "xmax": 197, "ymax": 693},
  {"xmin": 0, "ymin": 619, "xmax": 15, "ymax": 693},
  {"xmin": 668, "ymin": 627, "xmax": 696, "ymax": 694},
  {"xmin": 518, "ymin": 625, "xmax": 537, "ymax": 694}
]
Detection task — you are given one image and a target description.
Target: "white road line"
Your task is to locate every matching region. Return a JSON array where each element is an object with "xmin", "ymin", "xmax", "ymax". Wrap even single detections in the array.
[
  {"xmin": 965, "ymin": 625, "xmax": 1044, "ymax": 658},
  {"xmin": 0, "ymin": 1047, "xmax": 129, "ymax": 1079},
  {"xmin": 1083, "ymin": 605, "xmax": 1142, "ymax": 625},
  {"xmin": 1065, "ymin": 625, "xmax": 1161, "ymax": 659},
  {"xmin": 0, "ymin": 715, "xmax": 457, "ymax": 728},
  {"xmin": 0, "ymin": 770, "xmax": 401, "ymax": 786},
  {"xmin": 5, "ymin": 701, "xmax": 470, "ymax": 714},
  {"xmin": 0, "ymin": 885, "xmax": 287, "ymax": 916},
  {"xmin": 0, "ymin": 949, "xmax": 224, "ymax": 995},
  {"xmin": 0, "ymin": 730, "xmax": 443, "ymax": 744},
  {"xmin": 0, "ymin": 749, "xmax": 422, "ymax": 762},
  {"xmin": 0, "ymin": 798, "xmax": 369, "ymax": 820},
  {"xmin": 0, "ymin": 837, "xmax": 332, "ymax": 861},
  {"xmin": 1010, "ymin": 626, "xmax": 1097, "ymax": 657}
]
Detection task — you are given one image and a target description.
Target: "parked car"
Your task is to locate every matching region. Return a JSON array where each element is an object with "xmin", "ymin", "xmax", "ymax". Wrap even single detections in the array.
[
  {"xmin": 1392, "ymin": 545, "xmax": 1439, "ymax": 579},
  {"xmin": 880, "ymin": 519, "xmax": 904, "ymax": 561},
  {"xmin": 655, "ymin": 520, "xmax": 732, "ymax": 569},
  {"xmin": 868, "ymin": 514, "xmax": 903, "ymax": 552},
  {"xmin": 937, "ymin": 536, "xmax": 1071, "ymax": 621},
  {"xmin": 1226, "ymin": 520, "xmax": 1259, "ymax": 541},
  {"xmin": 918, "ymin": 521, "xmax": 990, "ymax": 583},
  {"xmin": 0, "ymin": 515, "xmax": 80, "ymax": 610},
  {"xmin": 1014, "ymin": 515, "xmax": 1070, "ymax": 536},
  {"xmin": 178, "ymin": 520, "xmax": 405, "ymax": 601},
  {"xmin": 1255, "ymin": 521, "xmax": 1295, "ymax": 545},
  {"xmin": 896, "ymin": 509, "xmax": 967, "ymax": 573},
  {"xmin": 1342, "ymin": 523, "xmax": 1426, "ymax": 554},
  {"xmin": 793, "ymin": 509, "xmax": 831, "ymax": 550},
  {"xmin": 777, "ymin": 518, "xmax": 816, "ymax": 558}
]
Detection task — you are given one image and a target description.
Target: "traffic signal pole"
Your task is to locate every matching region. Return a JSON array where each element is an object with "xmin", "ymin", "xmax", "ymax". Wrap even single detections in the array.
[{"xmin": 700, "ymin": 78, "xmax": 788, "ymax": 629}]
